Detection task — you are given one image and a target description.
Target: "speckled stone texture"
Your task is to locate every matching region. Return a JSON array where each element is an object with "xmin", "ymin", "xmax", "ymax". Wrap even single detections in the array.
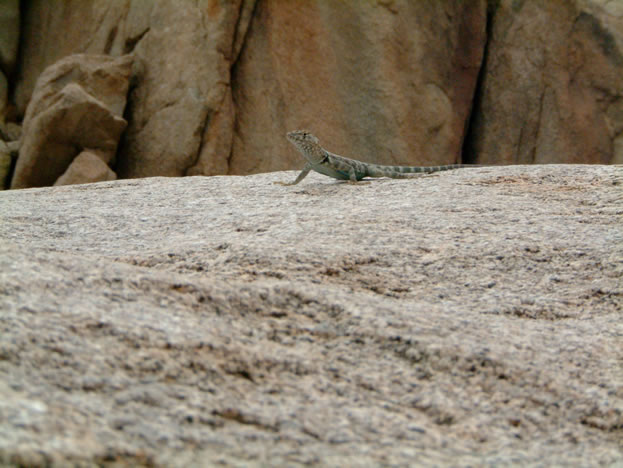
[{"xmin": 0, "ymin": 165, "xmax": 622, "ymax": 466}]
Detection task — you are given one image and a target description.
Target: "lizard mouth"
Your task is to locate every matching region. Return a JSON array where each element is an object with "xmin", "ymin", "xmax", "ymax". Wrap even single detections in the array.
[
  {"xmin": 286, "ymin": 130, "xmax": 310, "ymax": 140},
  {"xmin": 286, "ymin": 131, "xmax": 300, "ymax": 141},
  {"xmin": 286, "ymin": 130, "xmax": 318, "ymax": 146}
]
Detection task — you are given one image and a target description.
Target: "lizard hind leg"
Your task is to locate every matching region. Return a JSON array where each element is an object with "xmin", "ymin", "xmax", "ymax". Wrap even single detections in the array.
[
  {"xmin": 349, "ymin": 167, "xmax": 359, "ymax": 182},
  {"xmin": 345, "ymin": 166, "xmax": 370, "ymax": 184}
]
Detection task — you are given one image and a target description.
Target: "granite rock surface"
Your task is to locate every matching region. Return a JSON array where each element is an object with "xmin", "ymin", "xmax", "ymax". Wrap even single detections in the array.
[{"xmin": 0, "ymin": 165, "xmax": 621, "ymax": 466}]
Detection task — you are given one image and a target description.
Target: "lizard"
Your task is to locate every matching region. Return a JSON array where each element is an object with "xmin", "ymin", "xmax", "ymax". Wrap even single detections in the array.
[{"xmin": 276, "ymin": 130, "xmax": 479, "ymax": 185}]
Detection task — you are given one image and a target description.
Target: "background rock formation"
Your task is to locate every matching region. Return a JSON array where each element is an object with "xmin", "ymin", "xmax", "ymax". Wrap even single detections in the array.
[
  {"xmin": 54, "ymin": 150, "xmax": 117, "ymax": 187},
  {"xmin": 0, "ymin": 165, "xmax": 621, "ymax": 465},
  {"xmin": 15, "ymin": 0, "xmax": 257, "ymax": 181},
  {"xmin": 2, "ymin": 0, "xmax": 622, "ymax": 189},
  {"xmin": 10, "ymin": 54, "xmax": 132, "ymax": 189},
  {"xmin": 228, "ymin": 1, "xmax": 486, "ymax": 174},
  {"xmin": 466, "ymin": 0, "xmax": 623, "ymax": 165},
  {"xmin": 8, "ymin": 0, "xmax": 487, "ymax": 185}
]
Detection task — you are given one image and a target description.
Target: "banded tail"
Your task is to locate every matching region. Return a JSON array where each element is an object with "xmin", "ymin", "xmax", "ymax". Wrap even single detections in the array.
[{"xmin": 365, "ymin": 163, "xmax": 470, "ymax": 178}]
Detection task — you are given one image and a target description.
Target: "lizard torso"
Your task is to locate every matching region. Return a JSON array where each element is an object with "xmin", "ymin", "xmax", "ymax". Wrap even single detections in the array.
[{"xmin": 278, "ymin": 130, "xmax": 474, "ymax": 185}]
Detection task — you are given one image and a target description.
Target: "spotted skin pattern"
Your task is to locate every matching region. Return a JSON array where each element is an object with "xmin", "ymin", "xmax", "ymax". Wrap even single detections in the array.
[{"xmin": 277, "ymin": 130, "xmax": 474, "ymax": 186}]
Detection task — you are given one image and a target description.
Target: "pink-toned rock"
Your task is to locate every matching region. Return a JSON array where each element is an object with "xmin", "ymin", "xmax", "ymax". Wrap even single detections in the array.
[
  {"xmin": 15, "ymin": 3, "xmax": 137, "ymax": 115},
  {"xmin": 117, "ymin": 1, "xmax": 256, "ymax": 178},
  {"xmin": 15, "ymin": 1, "xmax": 256, "ymax": 179},
  {"xmin": 23, "ymin": 54, "xmax": 133, "ymax": 123},
  {"xmin": 227, "ymin": 1, "xmax": 487, "ymax": 174},
  {"xmin": 14, "ymin": 1, "xmax": 484, "ymax": 180},
  {"xmin": 11, "ymin": 82, "xmax": 126, "ymax": 189},
  {"xmin": 54, "ymin": 151, "xmax": 117, "ymax": 186},
  {"xmin": 12, "ymin": 1, "xmax": 621, "ymax": 182},
  {"xmin": 467, "ymin": 0, "xmax": 623, "ymax": 164},
  {"xmin": 11, "ymin": 54, "xmax": 132, "ymax": 189}
]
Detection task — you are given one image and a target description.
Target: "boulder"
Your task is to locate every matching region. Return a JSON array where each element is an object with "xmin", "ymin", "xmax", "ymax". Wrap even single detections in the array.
[
  {"xmin": 116, "ymin": 1, "xmax": 257, "ymax": 178},
  {"xmin": 466, "ymin": 0, "xmax": 623, "ymax": 164},
  {"xmin": 15, "ymin": 3, "xmax": 136, "ymax": 114},
  {"xmin": 23, "ymin": 54, "xmax": 133, "ymax": 123},
  {"xmin": 0, "ymin": 165, "xmax": 621, "ymax": 465},
  {"xmin": 54, "ymin": 150, "xmax": 117, "ymax": 186},
  {"xmin": 10, "ymin": 54, "xmax": 132, "ymax": 189},
  {"xmin": 11, "ymin": 82, "xmax": 126, "ymax": 188},
  {"xmin": 0, "ymin": 120, "xmax": 20, "ymax": 142},
  {"xmin": 15, "ymin": 1, "xmax": 256, "ymax": 179}
]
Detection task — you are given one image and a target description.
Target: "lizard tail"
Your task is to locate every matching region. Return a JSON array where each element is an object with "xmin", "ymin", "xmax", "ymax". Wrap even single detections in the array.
[{"xmin": 365, "ymin": 163, "xmax": 469, "ymax": 178}]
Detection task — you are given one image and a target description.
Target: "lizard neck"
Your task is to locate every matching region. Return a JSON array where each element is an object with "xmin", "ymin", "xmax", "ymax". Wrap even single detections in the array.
[{"xmin": 293, "ymin": 141, "xmax": 328, "ymax": 165}]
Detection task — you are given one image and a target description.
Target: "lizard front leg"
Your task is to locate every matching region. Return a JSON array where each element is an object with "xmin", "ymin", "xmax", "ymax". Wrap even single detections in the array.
[{"xmin": 274, "ymin": 163, "xmax": 312, "ymax": 186}]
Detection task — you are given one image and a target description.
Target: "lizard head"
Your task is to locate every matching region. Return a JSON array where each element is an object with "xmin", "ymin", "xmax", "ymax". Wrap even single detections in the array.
[
  {"xmin": 286, "ymin": 130, "xmax": 326, "ymax": 164},
  {"xmin": 286, "ymin": 130, "xmax": 319, "ymax": 146}
]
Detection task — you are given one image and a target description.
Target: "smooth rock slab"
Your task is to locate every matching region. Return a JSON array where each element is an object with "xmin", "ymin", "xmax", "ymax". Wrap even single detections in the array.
[{"xmin": 0, "ymin": 165, "xmax": 622, "ymax": 466}]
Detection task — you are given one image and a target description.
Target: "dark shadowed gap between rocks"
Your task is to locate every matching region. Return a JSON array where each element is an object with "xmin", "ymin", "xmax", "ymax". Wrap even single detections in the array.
[{"xmin": 461, "ymin": 1, "xmax": 496, "ymax": 165}]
